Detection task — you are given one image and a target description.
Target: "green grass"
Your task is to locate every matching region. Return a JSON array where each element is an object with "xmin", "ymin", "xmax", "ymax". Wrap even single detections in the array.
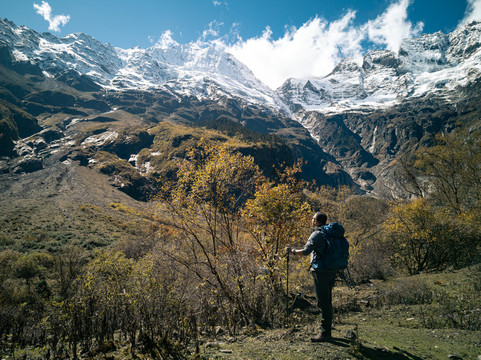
[
  {"xmin": 194, "ymin": 316, "xmax": 480, "ymax": 360},
  {"xmin": 0, "ymin": 200, "xmax": 142, "ymax": 253},
  {"xmin": 345, "ymin": 314, "xmax": 480, "ymax": 359},
  {"xmin": 195, "ymin": 266, "xmax": 481, "ymax": 360}
]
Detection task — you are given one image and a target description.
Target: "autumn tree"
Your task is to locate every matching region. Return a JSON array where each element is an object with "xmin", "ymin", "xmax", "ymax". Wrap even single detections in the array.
[
  {"xmin": 241, "ymin": 159, "xmax": 312, "ymax": 292},
  {"xmin": 242, "ymin": 180, "xmax": 311, "ymax": 260},
  {"xmin": 155, "ymin": 141, "xmax": 274, "ymax": 327},
  {"xmin": 383, "ymin": 130, "xmax": 481, "ymax": 274},
  {"xmin": 242, "ymin": 183, "xmax": 311, "ymax": 298},
  {"xmin": 384, "ymin": 198, "xmax": 478, "ymax": 274},
  {"xmin": 414, "ymin": 130, "xmax": 481, "ymax": 216}
]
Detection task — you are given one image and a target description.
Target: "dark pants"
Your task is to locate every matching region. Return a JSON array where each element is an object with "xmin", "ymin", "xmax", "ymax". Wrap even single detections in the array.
[{"xmin": 311, "ymin": 270, "xmax": 337, "ymax": 336}]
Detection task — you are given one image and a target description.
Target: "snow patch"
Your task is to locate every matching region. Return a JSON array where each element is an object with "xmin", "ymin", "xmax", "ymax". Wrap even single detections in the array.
[
  {"xmin": 12, "ymin": 49, "xmax": 28, "ymax": 61},
  {"xmin": 82, "ymin": 131, "xmax": 118, "ymax": 146},
  {"xmin": 369, "ymin": 126, "xmax": 378, "ymax": 154},
  {"xmin": 140, "ymin": 161, "xmax": 154, "ymax": 174}
]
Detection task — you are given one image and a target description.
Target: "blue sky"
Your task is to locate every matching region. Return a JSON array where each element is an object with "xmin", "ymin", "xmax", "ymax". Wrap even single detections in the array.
[{"xmin": 1, "ymin": 0, "xmax": 479, "ymax": 88}]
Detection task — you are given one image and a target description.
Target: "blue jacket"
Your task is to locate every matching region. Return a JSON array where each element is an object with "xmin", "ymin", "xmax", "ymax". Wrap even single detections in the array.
[{"xmin": 301, "ymin": 223, "xmax": 345, "ymax": 270}]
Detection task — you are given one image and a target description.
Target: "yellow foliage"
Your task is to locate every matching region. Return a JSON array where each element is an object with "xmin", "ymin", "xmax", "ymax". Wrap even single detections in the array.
[
  {"xmin": 384, "ymin": 198, "xmax": 479, "ymax": 274},
  {"xmin": 243, "ymin": 181, "xmax": 311, "ymax": 259}
]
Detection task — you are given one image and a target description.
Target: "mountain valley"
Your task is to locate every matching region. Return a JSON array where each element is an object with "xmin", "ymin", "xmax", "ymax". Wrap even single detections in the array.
[{"xmin": 1, "ymin": 17, "xmax": 481, "ymax": 201}]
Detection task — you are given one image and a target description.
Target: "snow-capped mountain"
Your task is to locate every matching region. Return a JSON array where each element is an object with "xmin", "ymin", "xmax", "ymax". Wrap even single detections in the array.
[
  {"xmin": 273, "ymin": 21, "xmax": 481, "ymax": 193},
  {"xmin": 3, "ymin": 16, "xmax": 481, "ymax": 118},
  {"xmin": 2, "ymin": 17, "xmax": 481, "ymax": 194},
  {"xmin": 0, "ymin": 18, "xmax": 284, "ymax": 110},
  {"xmin": 277, "ymin": 21, "xmax": 481, "ymax": 115}
]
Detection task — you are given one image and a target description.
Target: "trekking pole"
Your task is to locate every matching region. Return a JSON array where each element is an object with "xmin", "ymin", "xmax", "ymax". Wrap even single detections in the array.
[
  {"xmin": 340, "ymin": 267, "xmax": 356, "ymax": 290},
  {"xmin": 286, "ymin": 248, "xmax": 290, "ymax": 315},
  {"xmin": 346, "ymin": 266, "xmax": 356, "ymax": 290}
]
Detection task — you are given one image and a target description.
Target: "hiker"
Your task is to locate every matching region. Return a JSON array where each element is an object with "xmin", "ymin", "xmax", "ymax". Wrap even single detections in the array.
[{"xmin": 285, "ymin": 212, "xmax": 348, "ymax": 343}]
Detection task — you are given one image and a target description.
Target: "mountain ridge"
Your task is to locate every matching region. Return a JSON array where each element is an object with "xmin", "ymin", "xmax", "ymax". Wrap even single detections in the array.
[
  {"xmin": 3, "ymin": 17, "xmax": 480, "ymax": 112},
  {"xmin": 278, "ymin": 21, "xmax": 481, "ymax": 115},
  {"xmin": 0, "ymin": 18, "xmax": 286, "ymax": 112},
  {"xmin": 1, "ymin": 18, "xmax": 481, "ymax": 195}
]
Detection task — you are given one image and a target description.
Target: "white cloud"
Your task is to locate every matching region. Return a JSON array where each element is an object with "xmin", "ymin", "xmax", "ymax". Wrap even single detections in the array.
[
  {"xmin": 461, "ymin": 0, "xmax": 481, "ymax": 25},
  {"xmin": 33, "ymin": 1, "xmax": 70, "ymax": 32},
  {"xmin": 154, "ymin": 30, "xmax": 178, "ymax": 49},
  {"xmin": 363, "ymin": 0, "xmax": 423, "ymax": 51},
  {"xmin": 212, "ymin": 0, "xmax": 228, "ymax": 8},
  {"xmin": 228, "ymin": 14, "xmax": 362, "ymax": 89},
  {"xmin": 227, "ymin": 0, "xmax": 423, "ymax": 89},
  {"xmin": 202, "ymin": 21, "xmax": 223, "ymax": 40}
]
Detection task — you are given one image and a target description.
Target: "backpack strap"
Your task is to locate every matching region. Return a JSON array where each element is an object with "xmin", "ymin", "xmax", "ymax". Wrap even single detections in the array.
[{"xmin": 310, "ymin": 229, "xmax": 329, "ymax": 271}]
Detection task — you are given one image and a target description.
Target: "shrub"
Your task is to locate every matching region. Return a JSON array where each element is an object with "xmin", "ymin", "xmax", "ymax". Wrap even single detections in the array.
[
  {"xmin": 384, "ymin": 198, "xmax": 479, "ymax": 274},
  {"xmin": 375, "ymin": 277, "xmax": 434, "ymax": 306}
]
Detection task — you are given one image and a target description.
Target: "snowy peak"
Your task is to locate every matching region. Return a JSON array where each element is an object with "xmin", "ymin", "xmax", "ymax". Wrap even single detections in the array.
[
  {"xmin": 446, "ymin": 21, "xmax": 481, "ymax": 63},
  {"xmin": 277, "ymin": 58, "xmax": 367, "ymax": 111},
  {"xmin": 278, "ymin": 21, "xmax": 481, "ymax": 114},
  {"xmin": 0, "ymin": 18, "xmax": 121, "ymax": 80},
  {"xmin": 0, "ymin": 18, "xmax": 282, "ymax": 109},
  {"xmin": 2, "ymin": 17, "xmax": 481, "ymax": 117},
  {"xmin": 398, "ymin": 32, "xmax": 449, "ymax": 73}
]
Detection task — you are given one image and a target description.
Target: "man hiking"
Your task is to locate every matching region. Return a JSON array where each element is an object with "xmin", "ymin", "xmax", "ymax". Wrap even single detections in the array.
[{"xmin": 285, "ymin": 212, "xmax": 348, "ymax": 343}]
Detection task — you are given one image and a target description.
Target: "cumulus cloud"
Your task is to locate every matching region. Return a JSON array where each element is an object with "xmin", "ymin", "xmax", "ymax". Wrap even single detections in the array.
[
  {"xmin": 228, "ymin": 12, "xmax": 364, "ymax": 89},
  {"xmin": 461, "ymin": 0, "xmax": 481, "ymax": 25},
  {"xmin": 33, "ymin": 1, "xmax": 70, "ymax": 32},
  {"xmin": 363, "ymin": 0, "xmax": 423, "ymax": 51},
  {"xmin": 227, "ymin": 0, "xmax": 423, "ymax": 89}
]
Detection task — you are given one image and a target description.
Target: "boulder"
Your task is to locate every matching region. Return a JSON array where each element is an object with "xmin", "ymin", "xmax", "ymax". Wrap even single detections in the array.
[
  {"xmin": 39, "ymin": 128, "xmax": 64, "ymax": 143},
  {"xmin": 13, "ymin": 156, "xmax": 43, "ymax": 173}
]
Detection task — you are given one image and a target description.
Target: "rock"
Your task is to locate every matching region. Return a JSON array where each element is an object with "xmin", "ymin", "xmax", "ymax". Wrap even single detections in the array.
[
  {"xmin": 39, "ymin": 128, "xmax": 64, "ymax": 143},
  {"xmin": 13, "ymin": 156, "xmax": 43, "ymax": 173},
  {"xmin": 345, "ymin": 329, "xmax": 357, "ymax": 340},
  {"xmin": 15, "ymin": 144, "xmax": 34, "ymax": 157},
  {"xmin": 33, "ymin": 138, "xmax": 48, "ymax": 152},
  {"xmin": 205, "ymin": 341, "xmax": 223, "ymax": 348},
  {"xmin": 447, "ymin": 354, "xmax": 463, "ymax": 360},
  {"xmin": 0, "ymin": 159, "xmax": 10, "ymax": 173},
  {"xmin": 69, "ymin": 151, "xmax": 90, "ymax": 166}
]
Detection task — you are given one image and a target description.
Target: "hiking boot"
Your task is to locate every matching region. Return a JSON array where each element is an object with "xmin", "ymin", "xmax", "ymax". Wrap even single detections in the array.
[{"xmin": 310, "ymin": 333, "xmax": 332, "ymax": 342}]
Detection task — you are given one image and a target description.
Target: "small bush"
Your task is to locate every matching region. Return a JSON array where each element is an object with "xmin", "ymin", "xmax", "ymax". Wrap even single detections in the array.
[
  {"xmin": 420, "ymin": 290, "xmax": 481, "ymax": 330},
  {"xmin": 0, "ymin": 236, "xmax": 14, "ymax": 248},
  {"xmin": 350, "ymin": 240, "xmax": 395, "ymax": 282},
  {"xmin": 375, "ymin": 277, "xmax": 434, "ymax": 306},
  {"xmin": 384, "ymin": 199, "xmax": 480, "ymax": 274}
]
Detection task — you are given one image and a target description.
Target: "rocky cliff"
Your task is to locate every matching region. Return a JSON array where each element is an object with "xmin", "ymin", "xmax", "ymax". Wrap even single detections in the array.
[{"xmin": 1, "ymin": 18, "xmax": 481, "ymax": 197}]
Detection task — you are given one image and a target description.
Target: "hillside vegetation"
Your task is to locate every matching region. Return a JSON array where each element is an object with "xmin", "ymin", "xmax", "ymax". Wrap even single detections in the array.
[{"xmin": 0, "ymin": 129, "xmax": 480, "ymax": 360}]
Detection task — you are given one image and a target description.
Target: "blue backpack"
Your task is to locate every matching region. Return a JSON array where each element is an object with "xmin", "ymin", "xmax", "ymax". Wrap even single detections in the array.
[{"xmin": 319, "ymin": 222, "xmax": 349, "ymax": 270}]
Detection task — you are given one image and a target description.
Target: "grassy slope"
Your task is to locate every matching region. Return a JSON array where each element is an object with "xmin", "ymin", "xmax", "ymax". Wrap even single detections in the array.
[
  {"xmin": 0, "ymin": 117, "xmax": 291, "ymax": 252},
  {"xmin": 198, "ymin": 267, "xmax": 480, "ymax": 360},
  {"xmin": 0, "ymin": 157, "xmax": 150, "ymax": 253}
]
